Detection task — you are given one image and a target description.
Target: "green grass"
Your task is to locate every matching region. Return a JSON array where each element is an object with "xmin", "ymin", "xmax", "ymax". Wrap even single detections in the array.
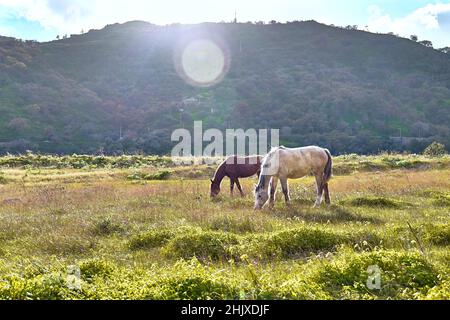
[{"xmin": 0, "ymin": 154, "xmax": 449, "ymax": 300}]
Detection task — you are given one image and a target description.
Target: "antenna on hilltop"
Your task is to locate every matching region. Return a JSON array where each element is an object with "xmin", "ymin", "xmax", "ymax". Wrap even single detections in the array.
[{"xmin": 234, "ymin": 10, "xmax": 237, "ymax": 23}]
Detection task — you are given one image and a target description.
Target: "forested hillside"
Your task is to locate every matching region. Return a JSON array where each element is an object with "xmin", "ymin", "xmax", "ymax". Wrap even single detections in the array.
[{"xmin": 1, "ymin": 20, "xmax": 449, "ymax": 155}]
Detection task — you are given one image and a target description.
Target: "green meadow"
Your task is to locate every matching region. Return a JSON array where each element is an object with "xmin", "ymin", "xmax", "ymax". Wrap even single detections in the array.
[{"xmin": 0, "ymin": 153, "xmax": 449, "ymax": 300}]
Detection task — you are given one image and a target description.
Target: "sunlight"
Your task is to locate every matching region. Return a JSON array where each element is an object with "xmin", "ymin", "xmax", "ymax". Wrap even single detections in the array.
[{"xmin": 176, "ymin": 38, "xmax": 229, "ymax": 87}]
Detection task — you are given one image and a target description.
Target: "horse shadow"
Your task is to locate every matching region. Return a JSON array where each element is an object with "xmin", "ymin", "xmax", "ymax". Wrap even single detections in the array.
[{"xmin": 270, "ymin": 200, "xmax": 382, "ymax": 224}]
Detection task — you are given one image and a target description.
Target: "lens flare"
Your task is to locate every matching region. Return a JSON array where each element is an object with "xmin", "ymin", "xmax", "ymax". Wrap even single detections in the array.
[{"xmin": 175, "ymin": 38, "xmax": 230, "ymax": 87}]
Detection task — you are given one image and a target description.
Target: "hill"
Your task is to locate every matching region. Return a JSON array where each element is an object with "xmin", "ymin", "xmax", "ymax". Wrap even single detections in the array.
[{"xmin": 0, "ymin": 20, "xmax": 449, "ymax": 155}]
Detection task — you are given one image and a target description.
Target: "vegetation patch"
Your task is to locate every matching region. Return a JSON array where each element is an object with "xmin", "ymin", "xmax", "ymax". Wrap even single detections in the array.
[
  {"xmin": 79, "ymin": 259, "xmax": 116, "ymax": 281},
  {"xmin": 423, "ymin": 224, "xmax": 450, "ymax": 246},
  {"xmin": 208, "ymin": 216, "xmax": 258, "ymax": 234},
  {"xmin": 92, "ymin": 217, "xmax": 126, "ymax": 236},
  {"xmin": 423, "ymin": 142, "xmax": 447, "ymax": 157},
  {"xmin": 0, "ymin": 272, "xmax": 70, "ymax": 300},
  {"xmin": 314, "ymin": 250, "xmax": 439, "ymax": 299},
  {"xmin": 0, "ymin": 171, "xmax": 6, "ymax": 184},
  {"xmin": 127, "ymin": 170, "xmax": 171, "ymax": 181},
  {"xmin": 421, "ymin": 280, "xmax": 450, "ymax": 300},
  {"xmin": 129, "ymin": 229, "xmax": 176, "ymax": 250},
  {"xmin": 40, "ymin": 235, "xmax": 95, "ymax": 256},
  {"xmin": 342, "ymin": 196, "xmax": 406, "ymax": 208},
  {"xmin": 274, "ymin": 205, "xmax": 381, "ymax": 224},
  {"xmin": 238, "ymin": 227, "xmax": 345, "ymax": 259},
  {"xmin": 161, "ymin": 230, "xmax": 239, "ymax": 261}
]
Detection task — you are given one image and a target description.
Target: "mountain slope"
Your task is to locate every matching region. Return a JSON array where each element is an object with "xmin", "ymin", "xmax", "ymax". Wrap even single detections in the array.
[{"xmin": 0, "ymin": 21, "xmax": 449, "ymax": 155}]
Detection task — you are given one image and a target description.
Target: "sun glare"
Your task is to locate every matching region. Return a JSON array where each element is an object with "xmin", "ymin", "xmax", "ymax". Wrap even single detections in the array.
[{"xmin": 176, "ymin": 38, "xmax": 230, "ymax": 87}]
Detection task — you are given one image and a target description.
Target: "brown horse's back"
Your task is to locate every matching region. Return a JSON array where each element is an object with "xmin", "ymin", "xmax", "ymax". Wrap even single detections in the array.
[{"xmin": 224, "ymin": 155, "xmax": 262, "ymax": 178}]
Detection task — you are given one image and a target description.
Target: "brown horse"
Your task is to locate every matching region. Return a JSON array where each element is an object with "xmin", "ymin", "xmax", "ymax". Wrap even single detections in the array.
[{"xmin": 210, "ymin": 155, "xmax": 263, "ymax": 198}]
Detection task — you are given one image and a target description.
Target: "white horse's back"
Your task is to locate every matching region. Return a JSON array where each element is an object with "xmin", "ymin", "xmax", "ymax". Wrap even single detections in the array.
[{"xmin": 262, "ymin": 146, "xmax": 329, "ymax": 179}]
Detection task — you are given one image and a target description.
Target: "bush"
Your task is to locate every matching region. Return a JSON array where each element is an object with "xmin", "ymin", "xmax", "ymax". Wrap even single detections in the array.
[
  {"xmin": 237, "ymin": 227, "xmax": 345, "ymax": 259},
  {"xmin": 79, "ymin": 259, "xmax": 116, "ymax": 281},
  {"xmin": 92, "ymin": 217, "xmax": 125, "ymax": 236},
  {"xmin": 421, "ymin": 280, "xmax": 450, "ymax": 300},
  {"xmin": 423, "ymin": 142, "xmax": 447, "ymax": 157},
  {"xmin": 314, "ymin": 250, "xmax": 439, "ymax": 299},
  {"xmin": 148, "ymin": 170, "xmax": 171, "ymax": 180},
  {"xmin": 423, "ymin": 224, "xmax": 450, "ymax": 246},
  {"xmin": 161, "ymin": 230, "xmax": 239, "ymax": 261},
  {"xmin": 129, "ymin": 229, "xmax": 175, "ymax": 250},
  {"xmin": 421, "ymin": 190, "xmax": 450, "ymax": 207},
  {"xmin": 151, "ymin": 259, "xmax": 241, "ymax": 300},
  {"xmin": 127, "ymin": 170, "xmax": 171, "ymax": 181},
  {"xmin": 342, "ymin": 196, "xmax": 404, "ymax": 208},
  {"xmin": 0, "ymin": 273, "xmax": 69, "ymax": 300},
  {"xmin": 0, "ymin": 172, "xmax": 6, "ymax": 184},
  {"xmin": 208, "ymin": 216, "xmax": 257, "ymax": 233}
]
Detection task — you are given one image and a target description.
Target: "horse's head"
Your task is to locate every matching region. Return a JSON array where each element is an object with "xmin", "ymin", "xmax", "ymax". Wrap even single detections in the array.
[
  {"xmin": 210, "ymin": 179, "xmax": 220, "ymax": 198},
  {"xmin": 254, "ymin": 184, "xmax": 269, "ymax": 210}
]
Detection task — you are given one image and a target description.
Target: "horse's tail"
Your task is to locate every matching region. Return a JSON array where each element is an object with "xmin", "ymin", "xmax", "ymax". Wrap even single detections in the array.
[{"xmin": 322, "ymin": 149, "xmax": 333, "ymax": 184}]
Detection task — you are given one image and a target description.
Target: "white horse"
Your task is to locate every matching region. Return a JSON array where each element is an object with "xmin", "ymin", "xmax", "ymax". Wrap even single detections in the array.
[{"xmin": 254, "ymin": 146, "xmax": 333, "ymax": 210}]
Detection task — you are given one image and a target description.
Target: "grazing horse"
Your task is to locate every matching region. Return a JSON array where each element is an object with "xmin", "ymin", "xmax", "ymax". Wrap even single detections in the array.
[
  {"xmin": 210, "ymin": 155, "xmax": 263, "ymax": 198},
  {"xmin": 254, "ymin": 146, "xmax": 333, "ymax": 209}
]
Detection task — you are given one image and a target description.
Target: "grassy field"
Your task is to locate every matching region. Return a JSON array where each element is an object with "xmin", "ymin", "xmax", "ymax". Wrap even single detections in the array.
[{"xmin": 0, "ymin": 153, "xmax": 449, "ymax": 300}]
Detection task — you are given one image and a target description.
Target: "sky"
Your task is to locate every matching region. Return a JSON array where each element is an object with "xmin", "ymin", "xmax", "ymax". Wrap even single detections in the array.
[{"xmin": 0, "ymin": 0, "xmax": 449, "ymax": 48}]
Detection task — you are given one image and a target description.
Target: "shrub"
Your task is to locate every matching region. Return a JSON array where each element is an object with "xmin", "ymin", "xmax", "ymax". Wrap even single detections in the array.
[
  {"xmin": 129, "ymin": 229, "xmax": 175, "ymax": 250},
  {"xmin": 162, "ymin": 275, "xmax": 238, "ymax": 299},
  {"xmin": 79, "ymin": 259, "xmax": 116, "ymax": 281},
  {"xmin": 238, "ymin": 227, "xmax": 345, "ymax": 259},
  {"xmin": 208, "ymin": 216, "xmax": 257, "ymax": 233},
  {"xmin": 421, "ymin": 280, "xmax": 450, "ymax": 300},
  {"xmin": 0, "ymin": 273, "xmax": 69, "ymax": 300},
  {"xmin": 314, "ymin": 250, "xmax": 439, "ymax": 299},
  {"xmin": 147, "ymin": 170, "xmax": 171, "ymax": 180},
  {"xmin": 342, "ymin": 196, "xmax": 403, "ymax": 208},
  {"xmin": 423, "ymin": 224, "xmax": 450, "ymax": 246},
  {"xmin": 161, "ymin": 230, "xmax": 239, "ymax": 261},
  {"xmin": 92, "ymin": 217, "xmax": 125, "ymax": 236},
  {"xmin": 420, "ymin": 190, "xmax": 450, "ymax": 207},
  {"xmin": 0, "ymin": 172, "xmax": 6, "ymax": 184},
  {"xmin": 127, "ymin": 170, "xmax": 171, "ymax": 181},
  {"xmin": 423, "ymin": 142, "xmax": 447, "ymax": 157}
]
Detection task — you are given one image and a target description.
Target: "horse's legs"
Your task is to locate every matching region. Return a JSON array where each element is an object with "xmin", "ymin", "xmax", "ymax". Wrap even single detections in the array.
[
  {"xmin": 323, "ymin": 183, "xmax": 331, "ymax": 205},
  {"xmin": 314, "ymin": 175, "xmax": 324, "ymax": 207},
  {"xmin": 269, "ymin": 177, "xmax": 278, "ymax": 208},
  {"xmin": 230, "ymin": 177, "xmax": 235, "ymax": 196},
  {"xmin": 235, "ymin": 178, "xmax": 244, "ymax": 197},
  {"xmin": 280, "ymin": 178, "xmax": 290, "ymax": 204}
]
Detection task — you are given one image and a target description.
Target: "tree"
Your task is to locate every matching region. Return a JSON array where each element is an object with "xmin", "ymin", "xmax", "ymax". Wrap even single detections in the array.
[
  {"xmin": 423, "ymin": 142, "xmax": 446, "ymax": 157},
  {"xmin": 7, "ymin": 118, "xmax": 29, "ymax": 132},
  {"xmin": 419, "ymin": 40, "xmax": 433, "ymax": 48},
  {"xmin": 438, "ymin": 47, "xmax": 450, "ymax": 54},
  {"xmin": 410, "ymin": 35, "xmax": 418, "ymax": 42}
]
